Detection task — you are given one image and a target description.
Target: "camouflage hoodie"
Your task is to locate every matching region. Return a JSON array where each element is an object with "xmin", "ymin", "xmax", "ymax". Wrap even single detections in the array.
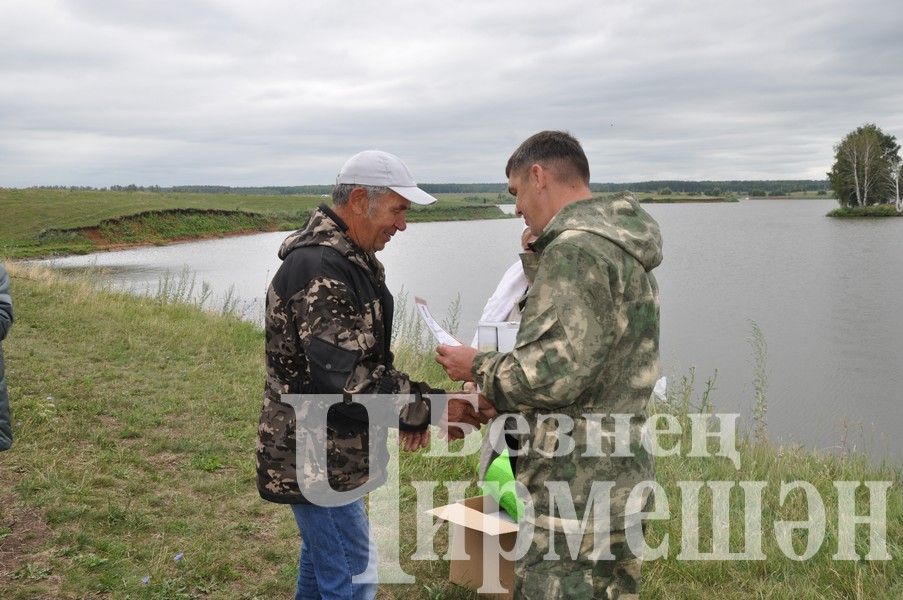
[
  {"xmin": 257, "ymin": 205, "xmax": 432, "ymax": 504},
  {"xmin": 473, "ymin": 193, "xmax": 662, "ymax": 530}
]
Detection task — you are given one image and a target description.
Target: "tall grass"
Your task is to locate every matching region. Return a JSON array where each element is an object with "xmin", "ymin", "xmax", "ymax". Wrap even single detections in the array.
[
  {"xmin": 1, "ymin": 266, "xmax": 900, "ymax": 599},
  {"xmin": 644, "ymin": 365, "xmax": 902, "ymax": 599},
  {"xmin": 391, "ymin": 290, "xmax": 458, "ymax": 388},
  {"xmin": 154, "ymin": 268, "xmax": 245, "ymax": 318}
]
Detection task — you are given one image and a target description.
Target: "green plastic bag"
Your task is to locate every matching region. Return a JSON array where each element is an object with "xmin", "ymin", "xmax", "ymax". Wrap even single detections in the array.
[{"xmin": 480, "ymin": 449, "xmax": 523, "ymax": 521}]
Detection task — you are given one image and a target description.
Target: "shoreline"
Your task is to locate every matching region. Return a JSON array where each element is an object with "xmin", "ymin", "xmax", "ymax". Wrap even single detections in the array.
[
  {"xmin": 827, "ymin": 204, "xmax": 903, "ymax": 217},
  {"xmin": 4, "ymin": 205, "xmax": 514, "ymax": 260},
  {"xmin": 3, "ymin": 189, "xmax": 840, "ymax": 260}
]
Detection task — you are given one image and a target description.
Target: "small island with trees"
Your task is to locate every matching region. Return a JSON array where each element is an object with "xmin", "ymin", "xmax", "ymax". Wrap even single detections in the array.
[{"xmin": 827, "ymin": 123, "xmax": 902, "ymax": 217}]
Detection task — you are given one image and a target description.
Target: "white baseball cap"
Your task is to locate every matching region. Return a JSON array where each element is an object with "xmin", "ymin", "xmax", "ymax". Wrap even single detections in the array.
[{"xmin": 336, "ymin": 150, "xmax": 437, "ymax": 205}]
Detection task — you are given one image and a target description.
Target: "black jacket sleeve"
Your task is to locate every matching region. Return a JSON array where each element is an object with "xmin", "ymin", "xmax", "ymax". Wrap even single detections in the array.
[{"xmin": 0, "ymin": 265, "xmax": 12, "ymax": 342}]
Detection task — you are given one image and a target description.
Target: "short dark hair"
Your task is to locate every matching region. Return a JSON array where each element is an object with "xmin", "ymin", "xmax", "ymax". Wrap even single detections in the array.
[{"xmin": 505, "ymin": 130, "xmax": 590, "ymax": 184}]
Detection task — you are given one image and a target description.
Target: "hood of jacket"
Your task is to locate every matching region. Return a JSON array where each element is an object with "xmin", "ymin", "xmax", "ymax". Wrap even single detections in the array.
[
  {"xmin": 277, "ymin": 204, "xmax": 385, "ymax": 281},
  {"xmin": 535, "ymin": 192, "xmax": 663, "ymax": 271}
]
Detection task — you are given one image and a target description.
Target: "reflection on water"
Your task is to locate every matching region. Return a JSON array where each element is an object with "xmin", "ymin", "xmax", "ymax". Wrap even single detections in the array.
[{"xmin": 38, "ymin": 199, "xmax": 903, "ymax": 463}]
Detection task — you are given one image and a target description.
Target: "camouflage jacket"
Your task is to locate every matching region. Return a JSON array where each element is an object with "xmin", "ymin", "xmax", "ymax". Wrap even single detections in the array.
[
  {"xmin": 0, "ymin": 264, "xmax": 12, "ymax": 451},
  {"xmin": 257, "ymin": 205, "xmax": 433, "ymax": 504},
  {"xmin": 473, "ymin": 193, "xmax": 662, "ymax": 530}
]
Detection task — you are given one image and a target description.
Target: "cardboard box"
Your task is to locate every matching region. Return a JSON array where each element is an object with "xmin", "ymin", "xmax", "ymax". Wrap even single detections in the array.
[{"xmin": 427, "ymin": 495, "xmax": 519, "ymax": 599}]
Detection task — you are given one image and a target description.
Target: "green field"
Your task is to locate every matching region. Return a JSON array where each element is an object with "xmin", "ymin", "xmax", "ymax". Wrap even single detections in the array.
[
  {"xmin": 0, "ymin": 189, "xmax": 509, "ymax": 259},
  {"xmin": 1, "ymin": 265, "xmax": 900, "ymax": 599}
]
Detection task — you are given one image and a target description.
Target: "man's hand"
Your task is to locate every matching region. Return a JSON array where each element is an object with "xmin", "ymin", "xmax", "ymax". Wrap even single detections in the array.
[
  {"xmin": 477, "ymin": 394, "xmax": 498, "ymax": 421},
  {"xmin": 439, "ymin": 395, "xmax": 486, "ymax": 441},
  {"xmin": 455, "ymin": 380, "xmax": 497, "ymax": 425},
  {"xmin": 399, "ymin": 428, "xmax": 430, "ymax": 452},
  {"xmin": 436, "ymin": 344, "xmax": 479, "ymax": 381}
]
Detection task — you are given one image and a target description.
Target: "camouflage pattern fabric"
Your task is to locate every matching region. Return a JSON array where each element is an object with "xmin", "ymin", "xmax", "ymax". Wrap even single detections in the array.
[
  {"xmin": 257, "ymin": 206, "xmax": 432, "ymax": 504},
  {"xmin": 0, "ymin": 263, "xmax": 13, "ymax": 451},
  {"xmin": 515, "ymin": 528, "xmax": 642, "ymax": 600},
  {"xmin": 472, "ymin": 193, "xmax": 661, "ymax": 590}
]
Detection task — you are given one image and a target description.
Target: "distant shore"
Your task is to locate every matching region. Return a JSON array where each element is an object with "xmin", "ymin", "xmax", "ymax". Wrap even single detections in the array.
[
  {"xmin": 638, "ymin": 195, "xmax": 736, "ymax": 203},
  {"xmin": 1, "ymin": 187, "xmax": 848, "ymax": 260},
  {"xmin": 0, "ymin": 188, "xmax": 509, "ymax": 259}
]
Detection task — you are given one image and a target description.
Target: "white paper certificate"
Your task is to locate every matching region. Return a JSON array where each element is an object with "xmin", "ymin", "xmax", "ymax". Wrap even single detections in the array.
[{"xmin": 414, "ymin": 296, "xmax": 462, "ymax": 346}]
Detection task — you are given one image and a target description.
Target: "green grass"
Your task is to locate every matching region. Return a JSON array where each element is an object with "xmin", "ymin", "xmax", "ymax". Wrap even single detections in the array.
[
  {"xmin": 434, "ymin": 192, "xmax": 513, "ymax": 205},
  {"xmin": 640, "ymin": 372, "xmax": 902, "ymax": 599},
  {"xmin": 0, "ymin": 189, "xmax": 509, "ymax": 259},
  {"xmin": 827, "ymin": 204, "xmax": 903, "ymax": 217},
  {"xmin": 36, "ymin": 209, "xmax": 283, "ymax": 250},
  {"xmin": 0, "ymin": 266, "xmax": 900, "ymax": 598}
]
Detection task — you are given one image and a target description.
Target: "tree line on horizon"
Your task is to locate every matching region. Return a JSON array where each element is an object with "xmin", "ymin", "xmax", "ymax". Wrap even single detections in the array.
[{"xmin": 20, "ymin": 180, "xmax": 830, "ymax": 196}]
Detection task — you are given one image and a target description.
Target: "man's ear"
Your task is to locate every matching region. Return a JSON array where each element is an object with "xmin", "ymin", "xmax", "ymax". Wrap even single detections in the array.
[
  {"xmin": 530, "ymin": 163, "xmax": 547, "ymax": 189},
  {"xmin": 348, "ymin": 187, "xmax": 369, "ymax": 215}
]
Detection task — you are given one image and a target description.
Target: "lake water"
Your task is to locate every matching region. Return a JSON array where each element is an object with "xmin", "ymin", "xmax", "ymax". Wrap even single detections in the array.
[{"xmin": 40, "ymin": 200, "xmax": 903, "ymax": 462}]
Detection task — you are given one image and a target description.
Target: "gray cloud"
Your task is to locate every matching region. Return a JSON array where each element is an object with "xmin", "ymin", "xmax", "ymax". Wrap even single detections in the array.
[{"xmin": 1, "ymin": 0, "xmax": 900, "ymax": 186}]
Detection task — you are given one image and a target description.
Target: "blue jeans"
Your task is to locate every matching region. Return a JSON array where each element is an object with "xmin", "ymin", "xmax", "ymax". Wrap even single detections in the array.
[{"xmin": 290, "ymin": 498, "xmax": 377, "ymax": 600}]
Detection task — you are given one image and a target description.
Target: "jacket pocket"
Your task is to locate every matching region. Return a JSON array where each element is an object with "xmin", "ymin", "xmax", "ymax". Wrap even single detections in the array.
[
  {"xmin": 514, "ymin": 305, "xmax": 572, "ymax": 391},
  {"xmin": 520, "ymin": 568, "xmax": 593, "ymax": 600},
  {"xmin": 515, "ymin": 305, "xmax": 559, "ymax": 349},
  {"xmin": 307, "ymin": 336, "xmax": 359, "ymax": 394}
]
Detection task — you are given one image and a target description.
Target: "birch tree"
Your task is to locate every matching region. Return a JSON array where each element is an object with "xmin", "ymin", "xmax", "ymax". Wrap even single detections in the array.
[
  {"xmin": 828, "ymin": 124, "xmax": 900, "ymax": 208},
  {"xmin": 891, "ymin": 159, "xmax": 903, "ymax": 212}
]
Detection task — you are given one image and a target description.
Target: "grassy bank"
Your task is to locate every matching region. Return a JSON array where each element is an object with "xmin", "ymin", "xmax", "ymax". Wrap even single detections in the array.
[
  {"xmin": 0, "ymin": 189, "xmax": 509, "ymax": 259},
  {"xmin": 0, "ymin": 267, "xmax": 900, "ymax": 599},
  {"xmin": 827, "ymin": 204, "xmax": 903, "ymax": 217},
  {"xmin": 404, "ymin": 205, "xmax": 508, "ymax": 223}
]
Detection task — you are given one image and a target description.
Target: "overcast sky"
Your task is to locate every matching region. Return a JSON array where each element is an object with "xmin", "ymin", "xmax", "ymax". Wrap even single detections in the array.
[{"xmin": 1, "ymin": 0, "xmax": 901, "ymax": 186}]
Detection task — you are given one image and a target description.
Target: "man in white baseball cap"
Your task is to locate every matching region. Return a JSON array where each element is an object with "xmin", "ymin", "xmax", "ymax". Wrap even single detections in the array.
[
  {"xmin": 259, "ymin": 151, "xmax": 470, "ymax": 599},
  {"xmin": 324, "ymin": 150, "xmax": 438, "ymax": 253},
  {"xmin": 337, "ymin": 150, "xmax": 438, "ymax": 207}
]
